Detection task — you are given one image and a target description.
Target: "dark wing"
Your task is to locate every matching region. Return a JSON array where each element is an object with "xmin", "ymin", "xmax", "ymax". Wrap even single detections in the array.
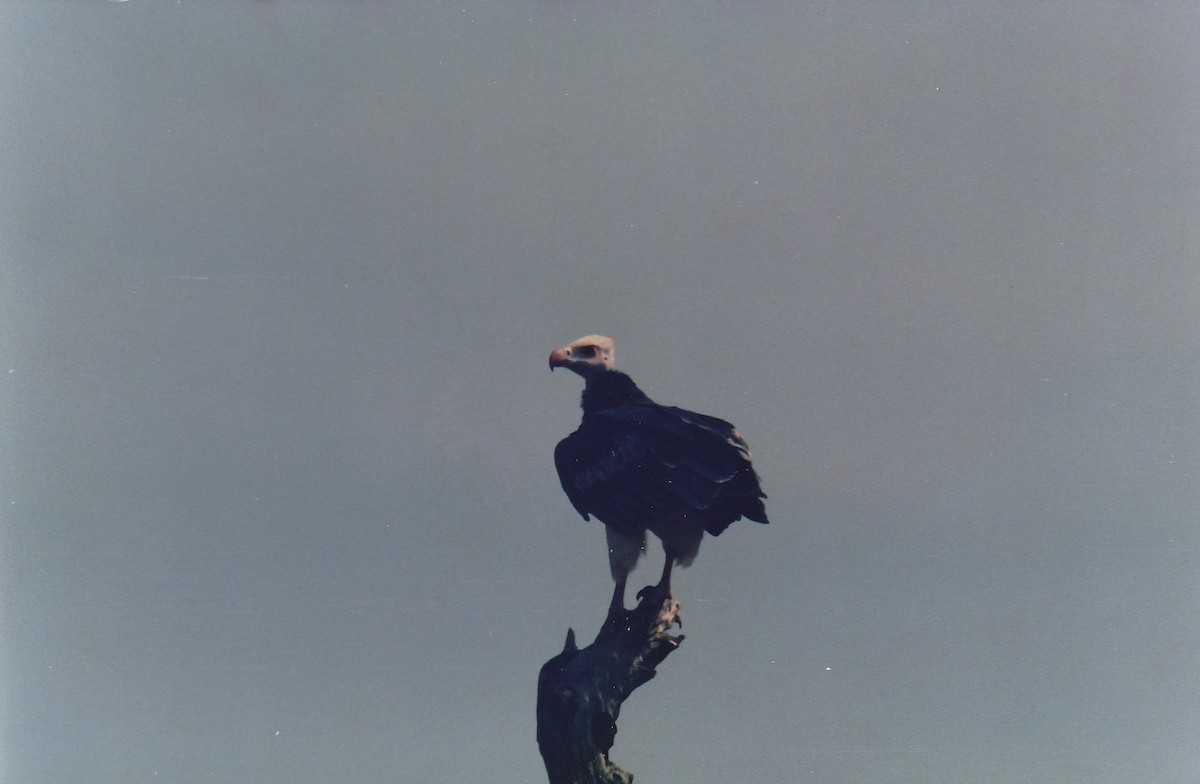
[
  {"xmin": 656, "ymin": 405, "xmax": 769, "ymax": 531},
  {"xmin": 554, "ymin": 403, "xmax": 768, "ymax": 537},
  {"xmin": 555, "ymin": 418, "xmax": 666, "ymax": 530},
  {"xmin": 554, "ymin": 432, "xmax": 597, "ymax": 521}
]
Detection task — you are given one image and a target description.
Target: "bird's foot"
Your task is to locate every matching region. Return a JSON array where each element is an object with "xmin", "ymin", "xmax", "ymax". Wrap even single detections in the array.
[
  {"xmin": 633, "ymin": 584, "xmax": 682, "ymax": 630},
  {"xmin": 635, "ymin": 583, "xmax": 674, "ymax": 610},
  {"xmin": 599, "ymin": 587, "xmax": 682, "ymax": 638},
  {"xmin": 635, "ymin": 583, "xmax": 670, "ymax": 602}
]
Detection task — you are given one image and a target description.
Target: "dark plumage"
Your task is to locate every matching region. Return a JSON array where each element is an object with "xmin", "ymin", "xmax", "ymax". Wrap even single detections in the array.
[{"xmin": 550, "ymin": 335, "xmax": 768, "ymax": 611}]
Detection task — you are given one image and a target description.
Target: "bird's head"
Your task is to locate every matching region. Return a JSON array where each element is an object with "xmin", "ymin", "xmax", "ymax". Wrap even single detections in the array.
[{"xmin": 549, "ymin": 335, "xmax": 615, "ymax": 380}]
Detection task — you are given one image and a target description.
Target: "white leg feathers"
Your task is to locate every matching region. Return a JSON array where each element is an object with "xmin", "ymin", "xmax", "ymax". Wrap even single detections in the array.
[{"xmin": 605, "ymin": 526, "xmax": 646, "ymax": 581}]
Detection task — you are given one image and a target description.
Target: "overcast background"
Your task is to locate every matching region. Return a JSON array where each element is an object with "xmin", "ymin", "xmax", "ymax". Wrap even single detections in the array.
[{"xmin": 3, "ymin": 2, "xmax": 1198, "ymax": 782}]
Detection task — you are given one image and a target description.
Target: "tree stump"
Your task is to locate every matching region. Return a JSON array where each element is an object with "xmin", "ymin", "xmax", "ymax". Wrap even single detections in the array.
[{"xmin": 536, "ymin": 589, "xmax": 684, "ymax": 784}]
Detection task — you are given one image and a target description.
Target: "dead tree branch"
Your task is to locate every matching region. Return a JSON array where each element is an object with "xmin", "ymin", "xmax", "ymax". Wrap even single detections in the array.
[{"xmin": 536, "ymin": 589, "xmax": 684, "ymax": 784}]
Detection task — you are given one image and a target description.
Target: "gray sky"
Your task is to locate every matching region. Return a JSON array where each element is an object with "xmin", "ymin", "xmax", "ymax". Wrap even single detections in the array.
[{"xmin": 3, "ymin": 2, "xmax": 1198, "ymax": 782}]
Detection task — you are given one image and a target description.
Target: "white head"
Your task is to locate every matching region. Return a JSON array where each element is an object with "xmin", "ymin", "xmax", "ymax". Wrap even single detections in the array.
[{"xmin": 548, "ymin": 335, "xmax": 615, "ymax": 380}]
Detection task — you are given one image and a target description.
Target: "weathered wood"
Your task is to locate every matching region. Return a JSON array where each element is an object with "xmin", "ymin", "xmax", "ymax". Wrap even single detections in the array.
[{"xmin": 536, "ymin": 589, "xmax": 684, "ymax": 784}]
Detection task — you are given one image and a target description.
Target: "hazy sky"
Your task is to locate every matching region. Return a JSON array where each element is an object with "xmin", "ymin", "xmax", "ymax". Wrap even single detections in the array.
[{"xmin": 3, "ymin": 2, "xmax": 1198, "ymax": 782}]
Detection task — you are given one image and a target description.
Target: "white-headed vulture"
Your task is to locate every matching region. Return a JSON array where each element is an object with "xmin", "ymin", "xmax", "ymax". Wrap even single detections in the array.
[{"xmin": 550, "ymin": 335, "xmax": 768, "ymax": 612}]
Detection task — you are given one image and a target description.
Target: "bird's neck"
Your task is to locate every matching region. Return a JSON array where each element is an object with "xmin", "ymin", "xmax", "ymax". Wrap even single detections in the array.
[{"xmin": 581, "ymin": 371, "xmax": 652, "ymax": 412}]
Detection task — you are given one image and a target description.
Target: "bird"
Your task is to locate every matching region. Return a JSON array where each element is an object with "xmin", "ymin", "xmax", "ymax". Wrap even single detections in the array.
[{"xmin": 549, "ymin": 334, "xmax": 768, "ymax": 614}]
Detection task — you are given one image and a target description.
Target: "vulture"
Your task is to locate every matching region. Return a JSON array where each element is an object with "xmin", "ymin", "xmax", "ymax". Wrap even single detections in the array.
[{"xmin": 549, "ymin": 334, "xmax": 768, "ymax": 612}]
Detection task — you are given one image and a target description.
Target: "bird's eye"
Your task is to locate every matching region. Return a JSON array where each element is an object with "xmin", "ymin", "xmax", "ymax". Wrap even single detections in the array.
[{"xmin": 575, "ymin": 345, "xmax": 596, "ymax": 358}]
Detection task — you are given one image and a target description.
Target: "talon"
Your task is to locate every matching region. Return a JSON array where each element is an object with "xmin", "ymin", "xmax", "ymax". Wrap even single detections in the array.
[{"xmin": 636, "ymin": 584, "xmax": 669, "ymax": 604}]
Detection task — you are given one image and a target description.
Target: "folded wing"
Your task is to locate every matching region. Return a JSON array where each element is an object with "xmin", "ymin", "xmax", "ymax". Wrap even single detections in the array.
[{"xmin": 554, "ymin": 404, "xmax": 768, "ymax": 538}]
